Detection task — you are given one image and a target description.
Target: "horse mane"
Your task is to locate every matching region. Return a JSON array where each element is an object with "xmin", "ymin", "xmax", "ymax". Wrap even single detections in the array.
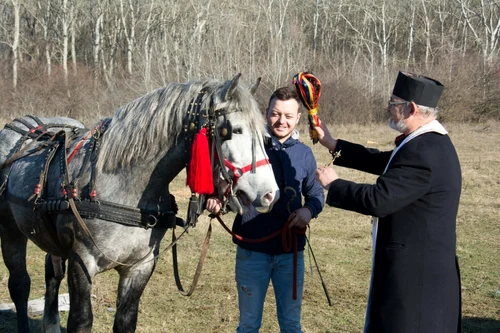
[{"xmin": 96, "ymin": 78, "xmax": 265, "ymax": 173}]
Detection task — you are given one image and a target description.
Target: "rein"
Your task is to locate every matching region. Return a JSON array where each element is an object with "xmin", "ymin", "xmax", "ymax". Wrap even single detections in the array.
[{"xmin": 214, "ymin": 214, "xmax": 332, "ymax": 305}]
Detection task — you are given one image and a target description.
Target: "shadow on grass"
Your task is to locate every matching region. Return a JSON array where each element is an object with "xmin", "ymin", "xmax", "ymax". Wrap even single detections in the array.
[
  {"xmin": 463, "ymin": 316, "xmax": 500, "ymax": 333},
  {"xmin": 0, "ymin": 310, "xmax": 67, "ymax": 332},
  {"xmin": 1, "ymin": 311, "xmax": 498, "ymax": 332}
]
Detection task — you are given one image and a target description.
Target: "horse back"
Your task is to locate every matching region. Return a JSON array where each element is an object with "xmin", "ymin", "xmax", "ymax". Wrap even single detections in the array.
[{"xmin": 0, "ymin": 116, "xmax": 88, "ymax": 255}]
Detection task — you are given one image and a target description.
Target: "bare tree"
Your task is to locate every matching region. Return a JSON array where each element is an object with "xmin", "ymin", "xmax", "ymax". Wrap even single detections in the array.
[
  {"xmin": 119, "ymin": 0, "xmax": 138, "ymax": 75},
  {"xmin": 142, "ymin": 0, "xmax": 155, "ymax": 89},
  {"xmin": 11, "ymin": 0, "xmax": 21, "ymax": 90},
  {"xmin": 37, "ymin": 0, "xmax": 54, "ymax": 76},
  {"xmin": 70, "ymin": 0, "xmax": 77, "ymax": 75},
  {"xmin": 312, "ymin": 0, "xmax": 320, "ymax": 66},
  {"xmin": 60, "ymin": 0, "xmax": 70, "ymax": 91},
  {"xmin": 101, "ymin": 2, "xmax": 123, "ymax": 89},
  {"xmin": 420, "ymin": 0, "xmax": 433, "ymax": 70},
  {"xmin": 406, "ymin": 1, "xmax": 417, "ymax": 68},
  {"xmin": 458, "ymin": 0, "xmax": 500, "ymax": 67},
  {"xmin": 91, "ymin": 1, "xmax": 103, "ymax": 86},
  {"xmin": 258, "ymin": 0, "xmax": 292, "ymax": 87}
]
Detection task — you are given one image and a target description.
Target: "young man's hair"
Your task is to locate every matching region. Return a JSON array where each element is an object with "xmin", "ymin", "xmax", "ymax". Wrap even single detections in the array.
[{"xmin": 267, "ymin": 86, "xmax": 301, "ymax": 108}]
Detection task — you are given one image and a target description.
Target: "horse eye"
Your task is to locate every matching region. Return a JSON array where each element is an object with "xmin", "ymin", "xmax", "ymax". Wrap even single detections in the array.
[{"xmin": 233, "ymin": 127, "xmax": 243, "ymax": 134}]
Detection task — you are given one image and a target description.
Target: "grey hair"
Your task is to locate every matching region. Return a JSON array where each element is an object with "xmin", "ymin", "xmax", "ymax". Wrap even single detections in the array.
[
  {"xmin": 400, "ymin": 103, "xmax": 438, "ymax": 118},
  {"xmin": 96, "ymin": 79, "xmax": 265, "ymax": 173},
  {"xmin": 416, "ymin": 104, "xmax": 439, "ymax": 118}
]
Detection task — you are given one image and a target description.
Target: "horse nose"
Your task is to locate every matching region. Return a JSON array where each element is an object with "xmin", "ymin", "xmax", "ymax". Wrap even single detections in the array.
[
  {"xmin": 255, "ymin": 191, "xmax": 279, "ymax": 213},
  {"xmin": 261, "ymin": 192, "xmax": 275, "ymax": 207}
]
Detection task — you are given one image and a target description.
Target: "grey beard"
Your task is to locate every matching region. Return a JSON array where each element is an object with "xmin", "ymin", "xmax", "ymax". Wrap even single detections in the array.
[{"xmin": 388, "ymin": 117, "xmax": 407, "ymax": 133}]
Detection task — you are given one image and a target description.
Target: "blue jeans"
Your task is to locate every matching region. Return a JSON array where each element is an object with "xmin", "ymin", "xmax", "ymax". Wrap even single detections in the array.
[{"xmin": 235, "ymin": 246, "xmax": 304, "ymax": 333}]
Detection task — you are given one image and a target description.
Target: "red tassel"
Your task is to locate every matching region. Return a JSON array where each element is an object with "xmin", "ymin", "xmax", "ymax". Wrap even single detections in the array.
[{"xmin": 186, "ymin": 127, "xmax": 214, "ymax": 194}]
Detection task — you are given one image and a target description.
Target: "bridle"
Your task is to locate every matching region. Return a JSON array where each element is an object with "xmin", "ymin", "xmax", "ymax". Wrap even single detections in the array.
[
  {"xmin": 223, "ymin": 158, "xmax": 271, "ymax": 187},
  {"xmin": 171, "ymin": 84, "xmax": 273, "ymax": 296},
  {"xmin": 183, "ymin": 87, "xmax": 271, "ymax": 224}
]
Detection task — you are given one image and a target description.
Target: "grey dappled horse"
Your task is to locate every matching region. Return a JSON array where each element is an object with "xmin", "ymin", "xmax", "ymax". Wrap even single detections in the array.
[{"xmin": 0, "ymin": 74, "xmax": 279, "ymax": 332}]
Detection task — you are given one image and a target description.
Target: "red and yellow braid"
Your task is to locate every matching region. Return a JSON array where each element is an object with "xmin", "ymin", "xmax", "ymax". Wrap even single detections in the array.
[{"xmin": 292, "ymin": 72, "xmax": 322, "ymax": 144}]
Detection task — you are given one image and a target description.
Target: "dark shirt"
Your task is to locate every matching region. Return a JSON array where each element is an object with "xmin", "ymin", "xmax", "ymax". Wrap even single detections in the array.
[{"xmin": 232, "ymin": 132, "xmax": 324, "ymax": 255}]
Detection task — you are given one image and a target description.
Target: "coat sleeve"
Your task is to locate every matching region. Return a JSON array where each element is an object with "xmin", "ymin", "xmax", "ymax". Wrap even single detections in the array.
[
  {"xmin": 334, "ymin": 140, "xmax": 392, "ymax": 175},
  {"xmin": 302, "ymin": 148, "xmax": 325, "ymax": 218},
  {"xmin": 326, "ymin": 145, "xmax": 432, "ymax": 217}
]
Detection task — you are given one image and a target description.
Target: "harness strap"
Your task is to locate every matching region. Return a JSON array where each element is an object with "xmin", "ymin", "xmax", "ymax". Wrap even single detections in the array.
[
  {"xmin": 67, "ymin": 131, "xmax": 91, "ymax": 164},
  {"xmin": 4, "ymin": 123, "xmax": 34, "ymax": 137},
  {"xmin": 73, "ymin": 200, "xmax": 177, "ymax": 229},
  {"xmin": 25, "ymin": 198, "xmax": 179, "ymax": 229},
  {"xmin": 59, "ymin": 131, "xmax": 153, "ymax": 267},
  {"xmin": 172, "ymin": 222, "xmax": 212, "ymax": 296},
  {"xmin": 13, "ymin": 117, "xmax": 40, "ymax": 130},
  {"xmin": 251, "ymin": 136, "xmax": 257, "ymax": 173},
  {"xmin": 89, "ymin": 121, "xmax": 110, "ymax": 199},
  {"xmin": 223, "ymin": 158, "xmax": 270, "ymax": 186},
  {"xmin": 25, "ymin": 115, "xmax": 44, "ymax": 126},
  {"xmin": 1, "ymin": 121, "xmax": 72, "ymax": 196},
  {"xmin": 2, "ymin": 130, "xmax": 57, "ymax": 167},
  {"xmin": 28, "ymin": 137, "xmax": 62, "ymax": 201},
  {"xmin": 213, "ymin": 124, "xmax": 232, "ymax": 183}
]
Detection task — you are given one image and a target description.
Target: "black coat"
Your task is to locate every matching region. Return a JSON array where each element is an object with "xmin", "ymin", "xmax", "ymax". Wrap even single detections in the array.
[{"xmin": 327, "ymin": 132, "xmax": 462, "ymax": 333}]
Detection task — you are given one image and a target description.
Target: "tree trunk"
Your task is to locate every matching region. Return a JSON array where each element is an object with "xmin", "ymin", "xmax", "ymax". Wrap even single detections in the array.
[{"xmin": 12, "ymin": 0, "xmax": 21, "ymax": 90}]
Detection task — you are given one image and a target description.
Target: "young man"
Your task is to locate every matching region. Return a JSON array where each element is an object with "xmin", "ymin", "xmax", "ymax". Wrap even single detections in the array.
[
  {"xmin": 314, "ymin": 71, "xmax": 462, "ymax": 333},
  {"xmin": 207, "ymin": 86, "xmax": 324, "ymax": 333}
]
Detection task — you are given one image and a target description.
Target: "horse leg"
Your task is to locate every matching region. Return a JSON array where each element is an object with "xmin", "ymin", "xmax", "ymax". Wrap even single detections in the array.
[
  {"xmin": 66, "ymin": 253, "xmax": 94, "ymax": 333},
  {"xmin": 113, "ymin": 259, "xmax": 157, "ymax": 333},
  {"xmin": 42, "ymin": 254, "xmax": 66, "ymax": 333},
  {"xmin": 0, "ymin": 218, "xmax": 31, "ymax": 333}
]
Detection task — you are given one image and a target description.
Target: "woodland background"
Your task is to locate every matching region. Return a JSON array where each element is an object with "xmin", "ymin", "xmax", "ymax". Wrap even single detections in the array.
[
  {"xmin": 0, "ymin": 0, "xmax": 499, "ymax": 125},
  {"xmin": 0, "ymin": 1, "xmax": 499, "ymax": 332}
]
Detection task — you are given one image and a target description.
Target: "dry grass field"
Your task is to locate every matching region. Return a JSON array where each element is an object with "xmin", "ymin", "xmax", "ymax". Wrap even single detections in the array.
[{"xmin": 0, "ymin": 122, "xmax": 499, "ymax": 332}]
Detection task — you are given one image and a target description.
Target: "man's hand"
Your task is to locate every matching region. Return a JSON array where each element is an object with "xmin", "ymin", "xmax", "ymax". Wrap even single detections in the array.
[
  {"xmin": 315, "ymin": 166, "xmax": 339, "ymax": 190},
  {"xmin": 287, "ymin": 207, "xmax": 312, "ymax": 229},
  {"xmin": 206, "ymin": 197, "xmax": 222, "ymax": 215},
  {"xmin": 310, "ymin": 121, "xmax": 337, "ymax": 151}
]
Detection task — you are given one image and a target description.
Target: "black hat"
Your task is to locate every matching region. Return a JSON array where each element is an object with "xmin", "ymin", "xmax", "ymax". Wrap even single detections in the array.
[{"xmin": 392, "ymin": 71, "xmax": 444, "ymax": 108}]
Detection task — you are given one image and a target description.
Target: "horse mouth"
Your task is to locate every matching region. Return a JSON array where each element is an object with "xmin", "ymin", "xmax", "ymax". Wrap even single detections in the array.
[
  {"xmin": 236, "ymin": 191, "xmax": 271, "ymax": 214},
  {"xmin": 236, "ymin": 190, "xmax": 251, "ymax": 208}
]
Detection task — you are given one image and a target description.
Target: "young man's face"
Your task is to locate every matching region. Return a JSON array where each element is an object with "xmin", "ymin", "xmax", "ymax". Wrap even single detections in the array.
[{"xmin": 267, "ymin": 98, "xmax": 301, "ymax": 142}]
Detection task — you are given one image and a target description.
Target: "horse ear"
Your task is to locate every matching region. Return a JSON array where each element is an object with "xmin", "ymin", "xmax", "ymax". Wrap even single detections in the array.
[
  {"xmin": 223, "ymin": 73, "xmax": 241, "ymax": 101},
  {"xmin": 250, "ymin": 77, "xmax": 261, "ymax": 95}
]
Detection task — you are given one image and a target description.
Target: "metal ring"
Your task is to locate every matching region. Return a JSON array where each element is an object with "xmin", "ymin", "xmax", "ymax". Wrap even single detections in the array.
[
  {"xmin": 146, "ymin": 215, "xmax": 158, "ymax": 229},
  {"xmin": 92, "ymin": 129, "xmax": 101, "ymax": 140}
]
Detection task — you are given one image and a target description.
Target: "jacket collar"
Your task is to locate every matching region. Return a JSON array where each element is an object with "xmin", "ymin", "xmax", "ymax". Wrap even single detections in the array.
[{"xmin": 265, "ymin": 127, "xmax": 300, "ymax": 149}]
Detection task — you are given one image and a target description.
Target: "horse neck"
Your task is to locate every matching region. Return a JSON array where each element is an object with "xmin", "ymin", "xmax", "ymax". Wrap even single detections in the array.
[{"xmin": 95, "ymin": 144, "xmax": 186, "ymax": 211}]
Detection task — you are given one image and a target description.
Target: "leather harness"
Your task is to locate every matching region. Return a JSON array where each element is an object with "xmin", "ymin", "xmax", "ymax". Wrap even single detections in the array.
[{"xmin": 2, "ymin": 118, "xmax": 179, "ymax": 230}]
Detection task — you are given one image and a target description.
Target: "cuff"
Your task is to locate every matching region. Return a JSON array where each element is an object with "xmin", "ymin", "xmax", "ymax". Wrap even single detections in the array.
[{"xmin": 303, "ymin": 205, "xmax": 316, "ymax": 219}]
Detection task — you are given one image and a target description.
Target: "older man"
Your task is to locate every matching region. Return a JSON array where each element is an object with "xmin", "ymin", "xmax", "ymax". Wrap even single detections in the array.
[{"xmin": 315, "ymin": 71, "xmax": 462, "ymax": 333}]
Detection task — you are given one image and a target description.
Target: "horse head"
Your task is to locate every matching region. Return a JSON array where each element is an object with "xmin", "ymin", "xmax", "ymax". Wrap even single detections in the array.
[{"xmin": 209, "ymin": 74, "xmax": 280, "ymax": 214}]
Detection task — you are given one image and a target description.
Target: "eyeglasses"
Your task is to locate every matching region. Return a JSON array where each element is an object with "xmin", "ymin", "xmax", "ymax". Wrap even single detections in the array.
[{"xmin": 388, "ymin": 100, "xmax": 408, "ymax": 107}]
